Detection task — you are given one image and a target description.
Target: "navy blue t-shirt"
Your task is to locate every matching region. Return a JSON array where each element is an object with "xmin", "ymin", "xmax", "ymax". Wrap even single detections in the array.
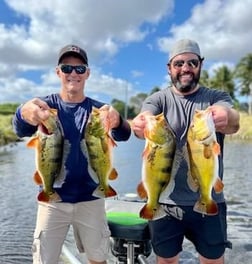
[{"xmin": 13, "ymin": 94, "xmax": 131, "ymax": 203}]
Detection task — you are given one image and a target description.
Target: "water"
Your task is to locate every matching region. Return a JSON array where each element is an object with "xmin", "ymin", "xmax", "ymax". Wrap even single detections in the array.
[{"xmin": 0, "ymin": 136, "xmax": 252, "ymax": 263}]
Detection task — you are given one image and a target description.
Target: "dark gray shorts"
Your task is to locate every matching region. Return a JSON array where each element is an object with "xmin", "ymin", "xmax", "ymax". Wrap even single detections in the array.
[{"xmin": 148, "ymin": 203, "xmax": 232, "ymax": 259}]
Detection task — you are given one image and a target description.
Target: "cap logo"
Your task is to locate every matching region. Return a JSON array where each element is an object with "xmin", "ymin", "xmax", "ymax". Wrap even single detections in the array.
[{"xmin": 69, "ymin": 45, "xmax": 80, "ymax": 53}]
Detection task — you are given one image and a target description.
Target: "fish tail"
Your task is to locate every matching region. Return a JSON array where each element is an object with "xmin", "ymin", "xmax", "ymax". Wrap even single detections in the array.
[
  {"xmin": 37, "ymin": 191, "xmax": 62, "ymax": 203},
  {"xmin": 93, "ymin": 185, "xmax": 117, "ymax": 198},
  {"xmin": 37, "ymin": 191, "xmax": 50, "ymax": 202},
  {"xmin": 193, "ymin": 199, "xmax": 218, "ymax": 215},
  {"xmin": 104, "ymin": 185, "xmax": 117, "ymax": 198},
  {"xmin": 139, "ymin": 204, "xmax": 155, "ymax": 220}
]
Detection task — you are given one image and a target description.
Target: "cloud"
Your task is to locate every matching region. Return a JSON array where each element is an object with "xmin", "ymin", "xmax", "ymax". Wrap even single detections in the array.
[
  {"xmin": 0, "ymin": 0, "xmax": 173, "ymax": 103},
  {"xmin": 0, "ymin": 0, "xmax": 251, "ymax": 104},
  {"xmin": 157, "ymin": 0, "xmax": 252, "ymax": 62}
]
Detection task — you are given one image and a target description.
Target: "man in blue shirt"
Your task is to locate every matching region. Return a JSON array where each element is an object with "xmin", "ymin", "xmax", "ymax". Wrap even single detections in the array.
[{"xmin": 13, "ymin": 44, "xmax": 131, "ymax": 264}]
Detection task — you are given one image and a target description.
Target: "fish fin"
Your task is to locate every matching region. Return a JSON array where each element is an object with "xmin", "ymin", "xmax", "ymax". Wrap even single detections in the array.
[
  {"xmin": 137, "ymin": 182, "xmax": 148, "ymax": 199},
  {"xmin": 92, "ymin": 185, "xmax": 117, "ymax": 198},
  {"xmin": 108, "ymin": 168, "xmax": 118, "ymax": 180},
  {"xmin": 203, "ymin": 145, "xmax": 212, "ymax": 159},
  {"xmin": 193, "ymin": 199, "xmax": 218, "ymax": 216},
  {"xmin": 26, "ymin": 136, "xmax": 39, "ymax": 148},
  {"xmin": 187, "ymin": 172, "xmax": 199, "ymax": 192},
  {"xmin": 212, "ymin": 141, "xmax": 221, "ymax": 155},
  {"xmin": 213, "ymin": 177, "xmax": 224, "ymax": 193},
  {"xmin": 139, "ymin": 204, "xmax": 156, "ymax": 220},
  {"xmin": 33, "ymin": 171, "xmax": 43, "ymax": 185}
]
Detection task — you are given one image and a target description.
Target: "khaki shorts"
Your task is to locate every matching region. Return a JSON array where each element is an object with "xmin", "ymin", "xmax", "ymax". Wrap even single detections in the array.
[{"xmin": 32, "ymin": 199, "xmax": 111, "ymax": 264}]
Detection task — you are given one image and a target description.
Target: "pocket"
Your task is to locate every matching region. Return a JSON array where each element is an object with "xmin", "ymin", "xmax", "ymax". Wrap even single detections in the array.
[
  {"xmin": 31, "ymin": 230, "xmax": 42, "ymax": 263},
  {"xmin": 101, "ymin": 223, "xmax": 111, "ymax": 255}
]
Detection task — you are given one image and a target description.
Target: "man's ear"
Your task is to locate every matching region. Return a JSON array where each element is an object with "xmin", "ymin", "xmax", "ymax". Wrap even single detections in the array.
[
  {"xmin": 86, "ymin": 68, "xmax": 91, "ymax": 79},
  {"xmin": 56, "ymin": 66, "xmax": 61, "ymax": 77},
  {"xmin": 167, "ymin": 63, "xmax": 171, "ymax": 75}
]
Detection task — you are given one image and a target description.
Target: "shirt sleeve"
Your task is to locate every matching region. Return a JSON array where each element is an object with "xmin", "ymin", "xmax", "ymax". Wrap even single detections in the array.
[{"xmin": 111, "ymin": 115, "xmax": 131, "ymax": 141}]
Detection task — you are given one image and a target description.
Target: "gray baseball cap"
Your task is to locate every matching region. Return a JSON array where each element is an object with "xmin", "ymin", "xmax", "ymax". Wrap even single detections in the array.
[
  {"xmin": 169, "ymin": 39, "xmax": 201, "ymax": 61},
  {"xmin": 58, "ymin": 44, "xmax": 88, "ymax": 65}
]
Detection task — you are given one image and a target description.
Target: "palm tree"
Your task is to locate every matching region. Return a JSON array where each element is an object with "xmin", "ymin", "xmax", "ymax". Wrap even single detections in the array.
[
  {"xmin": 210, "ymin": 65, "xmax": 236, "ymax": 100},
  {"xmin": 235, "ymin": 53, "xmax": 252, "ymax": 114},
  {"xmin": 199, "ymin": 69, "xmax": 211, "ymax": 87}
]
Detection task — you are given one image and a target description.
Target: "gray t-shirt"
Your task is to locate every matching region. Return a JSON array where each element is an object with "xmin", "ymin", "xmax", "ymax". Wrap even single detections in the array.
[{"xmin": 141, "ymin": 86, "xmax": 233, "ymax": 206}]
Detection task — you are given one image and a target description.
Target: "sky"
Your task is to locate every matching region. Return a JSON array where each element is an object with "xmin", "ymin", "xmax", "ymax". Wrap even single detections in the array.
[{"xmin": 0, "ymin": 0, "xmax": 251, "ymax": 105}]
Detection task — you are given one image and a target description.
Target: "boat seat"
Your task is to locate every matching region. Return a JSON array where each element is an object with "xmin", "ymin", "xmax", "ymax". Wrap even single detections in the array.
[{"xmin": 107, "ymin": 211, "xmax": 150, "ymax": 241}]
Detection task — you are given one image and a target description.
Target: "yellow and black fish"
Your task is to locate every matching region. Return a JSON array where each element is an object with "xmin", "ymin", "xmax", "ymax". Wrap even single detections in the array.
[
  {"xmin": 137, "ymin": 112, "xmax": 176, "ymax": 220},
  {"xmin": 187, "ymin": 108, "xmax": 224, "ymax": 215},
  {"xmin": 27, "ymin": 109, "xmax": 63, "ymax": 202},
  {"xmin": 84, "ymin": 105, "xmax": 118, "ymax": 198}
]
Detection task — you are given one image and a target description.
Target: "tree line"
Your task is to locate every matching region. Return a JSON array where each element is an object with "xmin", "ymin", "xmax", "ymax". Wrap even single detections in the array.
[
  {"xmin": 0, "ymin": 53, "xmax": 251, "ymax": 119},
  {"xmin": 112, "ymin": 53, "xmax": 252, "ymax": 119}
]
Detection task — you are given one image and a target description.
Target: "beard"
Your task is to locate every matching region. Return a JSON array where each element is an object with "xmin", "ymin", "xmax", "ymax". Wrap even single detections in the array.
[{"xmin": 171, "ymin": 71, "xmax": 200, "ymax": 93}]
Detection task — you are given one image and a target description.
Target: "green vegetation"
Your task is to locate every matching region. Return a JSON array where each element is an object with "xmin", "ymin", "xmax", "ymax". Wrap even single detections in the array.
[
  {"xmin": 0, "ymin": 103, "xmax": 20, "ymax": 115},
  {"xmin": 226, "ymin": 112, "xmax": 252, "ymax": 140},
  {"xmin": 0, "ymin": 102, "xmax": 251, "ymax": 147},
  {"xmin": 0, "ymin": 103, "xmax": 20, "ymax": 146},
  {"xmin": 1, "ymin": 50, "xmax": 252, "ymax": 146},
  {"xmin": 0, "ymin": 114, "xmax": 19, "ymax": 146}
]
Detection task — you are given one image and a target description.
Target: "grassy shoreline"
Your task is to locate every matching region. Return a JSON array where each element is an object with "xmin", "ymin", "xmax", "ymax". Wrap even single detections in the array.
[
  {"xmin": 0, "ymin": 112, "xmax": 252, "ymax": 147},
  {"xmin": 0, "ymin": 114, "xmax": 20, "ymax": 146}
]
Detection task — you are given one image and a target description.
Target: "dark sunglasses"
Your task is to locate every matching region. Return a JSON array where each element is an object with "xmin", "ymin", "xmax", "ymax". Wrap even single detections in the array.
[
  {"xmin": 171, "ymin": 59, "xmax": 201, "ymax": 69},
  {"xmin": 60, "ymin": 64, "xmax": 88, "ymax": 74}
]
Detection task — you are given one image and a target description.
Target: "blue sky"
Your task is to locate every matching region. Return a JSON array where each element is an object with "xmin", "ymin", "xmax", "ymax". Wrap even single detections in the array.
[{"xmin": 0, "ymin": 0, "xmax": 251, "ymax": 104}]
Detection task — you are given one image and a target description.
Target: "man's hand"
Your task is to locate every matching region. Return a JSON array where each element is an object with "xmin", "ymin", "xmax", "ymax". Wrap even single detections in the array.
[
  {"xmin": 131, "ymin": 111, "xmax": 152, "ymax": 139},
  {"xmin": 208, "ymin": 105, "xmax": 240, "ymax": 134},
  {"xmin": 20, "ymin": 98, "xmax": 50, "ymax": 126}
]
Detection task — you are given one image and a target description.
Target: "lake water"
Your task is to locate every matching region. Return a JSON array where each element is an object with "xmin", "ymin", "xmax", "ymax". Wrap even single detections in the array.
[{"xmin": 0, "ymin": 136, "xmax": 252, "ymax": 263}]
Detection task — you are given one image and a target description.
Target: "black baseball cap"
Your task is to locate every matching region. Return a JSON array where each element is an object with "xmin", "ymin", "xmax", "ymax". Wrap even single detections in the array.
[{"xmin": 58, "ymin": 44, "xmax": 88, "ymax": 65}]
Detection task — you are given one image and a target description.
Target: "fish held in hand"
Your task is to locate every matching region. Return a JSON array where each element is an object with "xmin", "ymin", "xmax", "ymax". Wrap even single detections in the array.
[
  {"xmin": 27, "ymin": 109, "xmax": 63, "ymax": 202},
  {"xmin": 137, "ymin": 112, "xmax": 176, "ymax": 220},
  {"xmin": 187, "ymin": 108, "xmax": 224, "ymax": 216},
  {"xmin": 84, "ymin": 105, "xmax": 118, "ymax": 198}
]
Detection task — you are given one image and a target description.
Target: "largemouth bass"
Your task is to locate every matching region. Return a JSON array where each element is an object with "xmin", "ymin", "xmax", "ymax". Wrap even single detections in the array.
[
  {"xmin": 137, "ymin": 112, "xmax": 176, "ymax": 220},
  {"xmin": 84, "ymin": 105, "xmax": 118, "ymax": 198},
  {"xmin": 187, "ymin": 108, "xmax": 224, "ymax": 215},
  {"xmin": 27, "ymin": 108, "xmax": 63, "ymax": 202}
]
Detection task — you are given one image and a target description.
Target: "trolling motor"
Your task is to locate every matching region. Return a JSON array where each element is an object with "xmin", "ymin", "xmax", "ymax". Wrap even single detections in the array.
[{"xmin": 106, "ymin": 197, "xmax": 152, "ymax": 264}]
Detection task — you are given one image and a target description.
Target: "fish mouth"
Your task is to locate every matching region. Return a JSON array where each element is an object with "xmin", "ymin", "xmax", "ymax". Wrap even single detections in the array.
[{"xmin": 38, "ymin": 123, "xmax": 52, "ymax": 135}]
